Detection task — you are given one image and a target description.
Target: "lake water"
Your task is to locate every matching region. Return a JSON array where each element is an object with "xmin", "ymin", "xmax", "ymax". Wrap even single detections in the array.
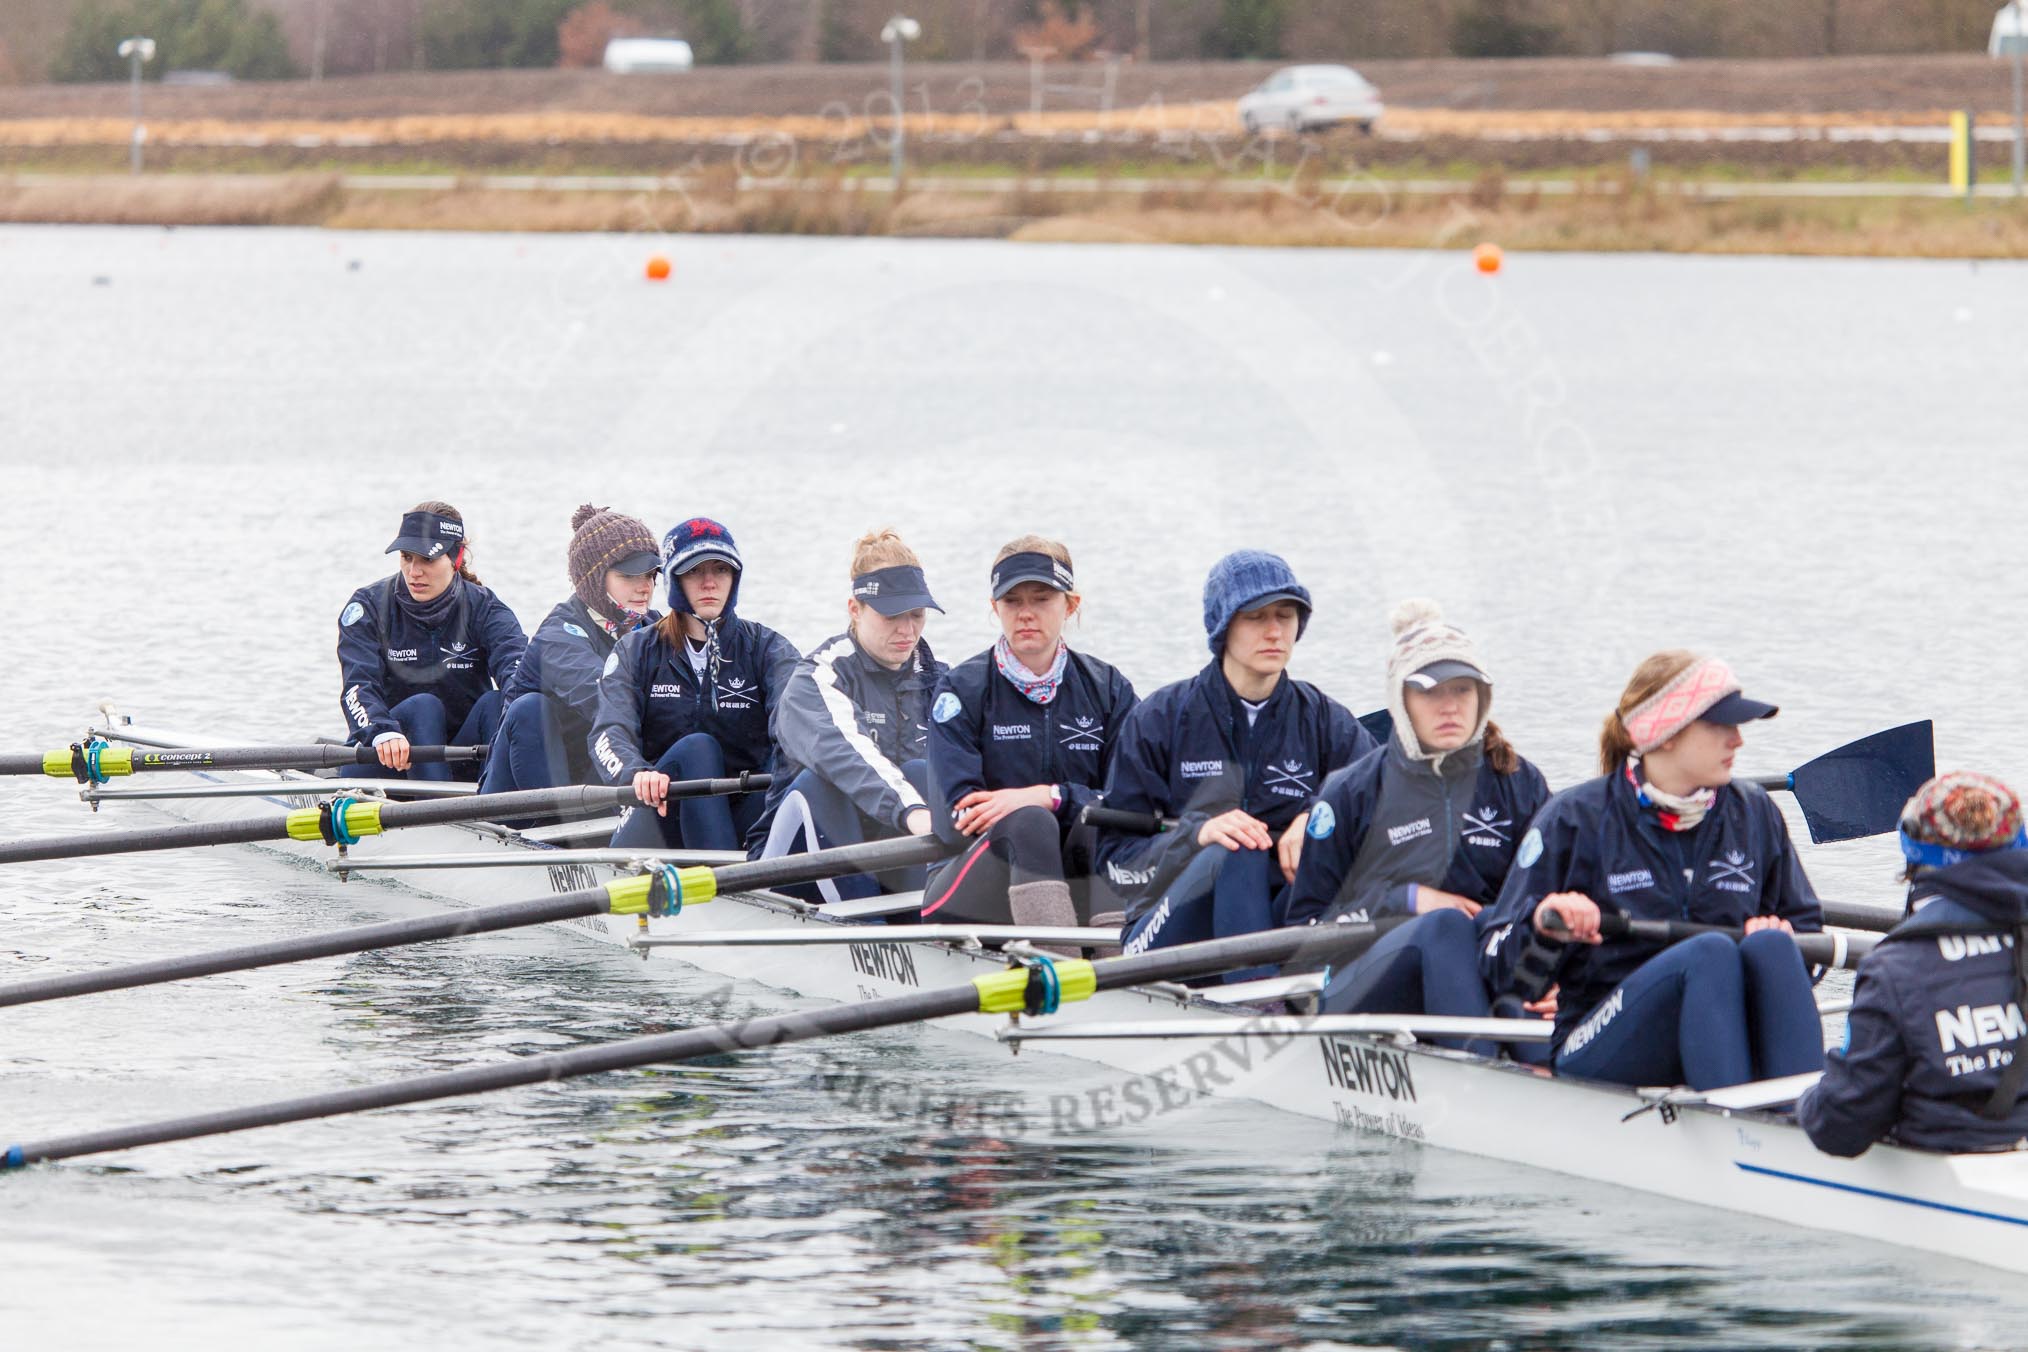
[{"xmin": 1, "ymin": 224, "xmax": 2026, "ymax": 1348}]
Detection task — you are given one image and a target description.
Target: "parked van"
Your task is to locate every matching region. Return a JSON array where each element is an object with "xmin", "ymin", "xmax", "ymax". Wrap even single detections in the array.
[{"xmin": 603, "ymin": 38, "xmax": 695, "ymax": 73}]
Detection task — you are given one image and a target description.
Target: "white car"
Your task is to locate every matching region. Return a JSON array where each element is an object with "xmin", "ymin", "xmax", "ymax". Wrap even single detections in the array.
[
  {"xmin": 1236, "ymin": 64, "xmax": 1383, "ymax": 134},
  {"xmin": 603, "ymin": 38, "xmax": 694, "ymax": 73}
]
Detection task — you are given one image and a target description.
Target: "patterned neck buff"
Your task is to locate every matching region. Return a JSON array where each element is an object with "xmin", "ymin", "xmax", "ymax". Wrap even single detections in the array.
[
  {"xmin": 1627, "ymin": 758, "xmax": 1715, "ymax": 833},
  {"xmin": 993, "ymin": 638, "xmax": 1069, "ymax": 706}
]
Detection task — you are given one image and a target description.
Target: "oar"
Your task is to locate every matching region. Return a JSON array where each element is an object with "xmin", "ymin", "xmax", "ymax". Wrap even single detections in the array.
[
  {"xmin": 1080, "ymin": 723, "xmax": 1935, "ymax": 846},
  {"xmin": 0, "ymin": 918, "xmax": 1391, "ymax": 1169},
  {"xmin": 1747, "ymin": 720, "xmax": 1933, "ymax": 844},
  {"xmin": 1553, "ymin": 911, "xmax": 1878, "ymax": 970},
  {"xmin": 0, "ymin": 783, "xmax": 632, "ymax": 867},
  {"xmin": 0, "ymin": 835, "xmax": 953, "ymax": 1010},
  {"xmin": 0, "ymin": 741, "xmax": 488, "ymax": 782}
]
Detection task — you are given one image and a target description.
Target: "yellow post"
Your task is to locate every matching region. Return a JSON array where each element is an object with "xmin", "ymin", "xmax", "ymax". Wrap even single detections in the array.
[{"xmin": 1949, "ymin": 110, "xmax": 1973, "ymax": 197}]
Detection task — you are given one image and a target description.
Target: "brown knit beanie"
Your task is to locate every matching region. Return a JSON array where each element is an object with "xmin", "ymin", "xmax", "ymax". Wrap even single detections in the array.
[{"xmin": 568, "ymin": 504, "xmax": 658, "ymax": 624}]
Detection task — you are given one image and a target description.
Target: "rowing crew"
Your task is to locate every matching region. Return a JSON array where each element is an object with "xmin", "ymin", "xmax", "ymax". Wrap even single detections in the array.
[{"xmin": 335, "ymin": 502, "xmax": 2028, "ymax": 1158}]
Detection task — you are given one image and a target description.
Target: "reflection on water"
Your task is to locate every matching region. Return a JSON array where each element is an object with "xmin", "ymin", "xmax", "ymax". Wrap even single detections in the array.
[{"xmin": 2, "ymin": 226, "xmax": 2027, "ymax": 1347}]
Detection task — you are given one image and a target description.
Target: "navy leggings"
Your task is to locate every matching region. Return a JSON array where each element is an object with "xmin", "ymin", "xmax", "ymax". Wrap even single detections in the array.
[
  {"xmin": 343, "ymin": 690, "xmax": 501, "ymax": 783},
  {"xmin": 1120, "ymin": 846, "xmax": 1285, "ymax": 985},
  {"xmin": 922, "ymin": 806, "xmax": 1083, "ymax": 924},
  {"xmin": 759, "ymin": 759, "xmax": 930, "ymax": 903},
  {"xmin": 1318, "ymin": 908, "xmax": 1553, "ymax": 1061},
  {"xmin": 1554, "ymin": 929, "xmax": 1826, "ymax": 1091},
  {"xmin": 477, "ymin": 693, "xmax": 586, "ymax": 797},
  {"xmin": 608, "ymin": 733, "xmax": 765, "ymax": 853}
]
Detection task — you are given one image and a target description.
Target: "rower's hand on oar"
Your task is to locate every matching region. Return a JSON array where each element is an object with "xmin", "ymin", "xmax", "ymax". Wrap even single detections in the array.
[
  {"xmin": 1743, "ymin": 915, "xmax": 1795, "ymax": 936},
  {"xmin": 1414, "ymin": 885, "xmax": 1482, "ymax": 917},
  {"xmin": 1535, "ymin": 892, "xmax": 1602, "ymax": 944},
  {"xmin": 633, "ymin": 770, "xmax": 671, "ymax": 815},
  {"xmin": 1276, "ymin": 813, "xmax": 1308, "ymax": 881},
  {"xmin": 374, "ymin": 735, "xmax": 412, "ymax": 772},
  {"xmin": 1199, "ymin": 810, "xmax": 1273, "ymax": 853},
  {"xmin": 1523, "ymin": 985, "xmax": 1558, "ymax": 1017},
  {"xmin": 952, "ymin": 786, "xmax": 1053, "ymax": 836}
]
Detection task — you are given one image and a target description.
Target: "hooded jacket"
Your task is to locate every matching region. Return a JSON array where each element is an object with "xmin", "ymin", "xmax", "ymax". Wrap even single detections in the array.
[
  {"xmin": 337, "ymin": 575, "xmax": 526, "ymax": 744},
  {"xmin": 1093, "ymin": 661, "xmax": 1375, "ymax": 925},
  {"xmin": 1798, "ymin": 851, "xmax": 2028, "ymax": 1156},
  {"xmin": 504, "ymin": 598, "xmax": 658, "ymax": 772},
  {"xmin": 1476, "ymin": 768, "xmax": 1822, "ymax": 1049},
  {"xmin": 586, "ymin": 565, "xmax": 798, "ymax": 801},
  {"xmin": 1284, "ymin": 736, "xmax": 1551, "ymax": 927},
  {"xmin": 927, "ymin": 647, "xmax": 1139, "ymax": 842},
  {"xmin": 763, "ymin": 633, "xmax": 948, "ymax": 834}
]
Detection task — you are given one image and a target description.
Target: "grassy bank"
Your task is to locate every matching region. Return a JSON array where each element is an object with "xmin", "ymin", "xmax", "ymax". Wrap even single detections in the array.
[{"xmin": 7, "ymin": 168, "xmax": 2025, "ymax": 258}]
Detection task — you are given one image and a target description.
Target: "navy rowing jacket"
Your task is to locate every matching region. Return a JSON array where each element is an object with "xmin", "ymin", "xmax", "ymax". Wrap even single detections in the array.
[
  {"xmin": 505, "ymin": 598, "xmax": 658, "ymax": 779},
  {"xmin": 587, "ymin": 617, "xmax": 799, "ymax": 785},
  {"xmin": 1477, "ymin": 769, "xmax": 1822, "ymax": 1048},
  {"xmin": 1093, "ymin": 662, "xmax": 1375, "ymax": 924},
  {"xmin": 337, "ymin": 576, "xmax": 526, "ymax": 745},
  {"xmin": 927, "ymin": 648, "xmax": 1139, "ymax": 844},
  {"xmin": 762, "ymin": 633, "xmax": 948, "ymax": 834},
  {"xmin": 1799, "ymin": 851, "xmax": 2028, "ymax": 1156},
  {"xmin": 1284, "ymin": 737, "xmax": 1551, "ymax": 927}
]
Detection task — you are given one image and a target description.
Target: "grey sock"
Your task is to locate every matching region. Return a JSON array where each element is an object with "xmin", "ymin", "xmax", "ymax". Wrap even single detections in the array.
[{"xmin": 1008, "ymin": 880, "xmax": 1080, "ymax": 957}]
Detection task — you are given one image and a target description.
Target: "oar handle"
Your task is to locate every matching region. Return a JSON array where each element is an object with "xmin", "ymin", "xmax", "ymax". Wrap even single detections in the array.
[
  {"xmin": 706, "ymin": 835, "xmax": 957, "ymax": 895},
  {"xmin": 1078, "ymin": 805, "xmax": 1176, "ymax": 835},
  {"xmin": 1584, "ymin": 911, "xmax": 1876, "ymax": 970},
  {"xmin": 666, "ymin": 771, "xmax": 771, "ymax": 800}
]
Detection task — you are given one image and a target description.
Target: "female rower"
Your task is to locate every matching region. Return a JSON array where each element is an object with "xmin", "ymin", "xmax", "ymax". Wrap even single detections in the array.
[
  {"xmin": 756, "ymin": 528, "xmax": 948, "ymax": 901},
  {"xmin": 337, "ymin": 501, "xmax": 526, "ymax": 782},
  {"xmin": 924, "ymin": 536, "xmax": 1139, "ymax": 932},
  {"xmin": 1096, "ymin": 550, "xmax": 1374, "ymax": 978},
  {"xmin": 1477, "ymin": 651, "xmax": 1825, "ymax": 1091},
  {"xmin": 1284, "ymin": 601, "xmax": 1551, "ymax": 1056},
  {"xmin": 1800, "ymin": 772, "xmax": 2028, "ymax": 1155},
  {"xmin": 588, "ymin": 517, "xmax": 799, "ymax": 852},
  {"xmin": 479, "ymin": 504, "xmax": 661, "ymax": 796}
]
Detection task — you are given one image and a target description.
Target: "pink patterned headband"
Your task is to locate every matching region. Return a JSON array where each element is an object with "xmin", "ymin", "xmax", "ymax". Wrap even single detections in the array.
[{"xmin": 1621, "ymin": 657, "xmax": 1740, "ymax": 755}]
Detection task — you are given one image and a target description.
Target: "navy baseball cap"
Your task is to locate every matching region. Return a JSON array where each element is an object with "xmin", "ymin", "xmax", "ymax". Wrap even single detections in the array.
[
  {"xmin": 1404, "ymin": 659, "xmax": 1490, "ymax": 689},
  {"xmin": 386, "ymin": 510, "xmax": 465, "ymax": 560},
  {"xmin": 853, "ymin": 564, "xmax": 943, "ymax": 617},
  {"xmin": 1700, "ymin": 691, "xmax": 1779, "ymax": 725},
  {"xmin": 990, "ymin": 551, "xmax": 1075, "ymax": 599}
]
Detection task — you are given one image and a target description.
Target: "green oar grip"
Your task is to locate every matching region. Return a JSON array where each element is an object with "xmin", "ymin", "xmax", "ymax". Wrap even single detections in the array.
[
  {"xmin": 974, "ymin": 957, "xmax": 1097, "ymax": 1015},
  {"xmin": 284, "ymin": 800, "xmax": 384, "ymax": 845},
  {"xmin": 44, "ymin": 745, "xmax": 133, "ymax": 781},
  {"xmin": 605, "ymin": 866, "xmax": 718, "ymax": 917}
]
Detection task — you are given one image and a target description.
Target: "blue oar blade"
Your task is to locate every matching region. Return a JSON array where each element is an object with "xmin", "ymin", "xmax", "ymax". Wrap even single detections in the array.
[
  {"xmin": 1787, "ymin": 720, "xmax": 1935, "ymax": 844},
  {"xmin": 1358, "ymin": 707, "xmax": 1394, "ymax": 745}
]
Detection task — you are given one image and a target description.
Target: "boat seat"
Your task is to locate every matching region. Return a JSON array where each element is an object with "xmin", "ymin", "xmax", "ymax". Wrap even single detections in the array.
[{"xmin": 819, "ymin": 892, "xmax": 926, "ymax": 921}]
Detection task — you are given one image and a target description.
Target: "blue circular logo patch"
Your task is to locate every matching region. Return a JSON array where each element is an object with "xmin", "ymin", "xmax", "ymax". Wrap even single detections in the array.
[
  {"xmin": 602, "ymin": 651, "xmax": 621, "ymax": 677},
  {"xmin": 1307, "ymin": 801, "xmax": 1336, "ymax": 839},
  {"xmin": 1515, "ymin": 827, "xmax": 1543, "ymax": 868},
  {"xmin": 340, "ymin": 601, "xmax": 365, "ymax": 627},
  {"xmin": 932, "ymin": 692, "xmax": 962, "ymax": 724},
  {"xmin": 563, "ymin": 622, "xmax": 588, "ymax": 638}
]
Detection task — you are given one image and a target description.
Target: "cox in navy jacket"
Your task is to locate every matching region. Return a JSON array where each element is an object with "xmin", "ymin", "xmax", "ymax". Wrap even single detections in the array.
[
  {"xmin": 1093, "ymin": 661, "xmax": 1374, "ymax": 926},
  {"xmin": 337, "ymin": 576, "xmax": 526, "ymax": 745},
  {"xmin": 1477, "ymin": 769, "xmax": 1822, "ymax": 1049},
  {"xmin": 1799, "ymin": 850, "xmax": 2028, "ymax": 1156},
  {"xmin": 762, "ymin": 634, "xmax": 948, "ymax": 835},
  {"xmin": 927, "ymin": 648, "xmax": 1139, "ymax": 844},
  {"xmin": 1285, "ymin": 737, "xmax": 1551, "ymax": 927},
  {"xmin": 587, "ymin": 584, "xmax": 799, "ymax": 796}
]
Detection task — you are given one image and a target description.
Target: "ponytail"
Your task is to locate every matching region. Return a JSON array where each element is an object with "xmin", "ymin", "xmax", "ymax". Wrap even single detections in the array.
[
  {"xmin": 412, "ymin": 499, "xmax": 483, "ymax": 587},
  {"xmin": 1483, "ymin": 720, "xmax": 1518, "ymax": 776}
]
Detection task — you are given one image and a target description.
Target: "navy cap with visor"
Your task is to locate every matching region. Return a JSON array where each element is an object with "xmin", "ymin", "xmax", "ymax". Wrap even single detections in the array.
[
  {"xmin": 1405, "ymin": 659, "xmax": 1490, "ymax": 690},
  {"xmin": 612, "ymin": 549, "xmax": 662, "ymax": 577},
  {"xmin": 1700, "ymin": 691, "xmax": 1780, "ymax": 725},
  {"xmin": 386, "ymin": 511, "xmax": 466, "ymax": 561},
  {"xmin": 990, "ymin": 551, "xmax": 1075, "ymax": 600},
  {"xmin": 853, "ymin": 565, "xmax": 943, "ymax": 617}
]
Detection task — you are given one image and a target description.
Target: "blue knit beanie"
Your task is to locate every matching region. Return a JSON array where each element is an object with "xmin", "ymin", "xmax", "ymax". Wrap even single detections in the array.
[{"xmin": 1202, "ymin": 550, "xmax": 1312, "ymax": 655}]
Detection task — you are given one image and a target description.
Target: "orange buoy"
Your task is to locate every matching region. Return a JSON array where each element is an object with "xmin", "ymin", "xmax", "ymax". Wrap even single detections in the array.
[
  {"xmin": 645, "ymin": 254, "xmax": 672, "ymax": 281},
  {"xmin": 1473, "ymin": 242, "xmax": 1503, "ymax": 275}
]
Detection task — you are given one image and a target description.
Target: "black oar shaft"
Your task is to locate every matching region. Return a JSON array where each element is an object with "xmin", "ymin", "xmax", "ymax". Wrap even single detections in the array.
[
  {"xmin": 0, "ymin": 784, "xmax": 637, "ymax": 866},
  {"xmin": 0, "ymin": 744, "xmax": 487, "ymax": 778},
  {"xmin": 705, "ymin": 834, "xmax": 953, "ymax": 893},
  {"xmin": 1600, "ymin": 914, "xmax": 1876, "ymax": 968},
  {"xmin": 0, "ymin": 889, "xmax": 614, "ymax": 1009},
  {"xmin": 4, "ymin": 921, "xmax": 1386, "ymax": 1167},
  {"xmin": 1079, "ymin": 806, "xmax": 1176, "ymax": 835}
]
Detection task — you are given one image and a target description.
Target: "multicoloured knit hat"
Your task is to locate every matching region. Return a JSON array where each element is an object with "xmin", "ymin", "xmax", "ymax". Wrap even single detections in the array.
[
  {"xmin": 1384, "ymin": 599, "xmax": 1491, "ymax": 762},
  {"xmin": 1899, "ymin": 771, "xmax": 2028, "ymax": 871},
  {"xmin": 568, "ymin": 504, "xmax": 659, "ymax": 624}
]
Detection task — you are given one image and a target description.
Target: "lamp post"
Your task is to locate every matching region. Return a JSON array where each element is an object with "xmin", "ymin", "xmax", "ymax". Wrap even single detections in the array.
[
  {"xmin": 2013, "ymin": 0, "xmax": 2025, "ymax": 196},
  {"xmin": 117, "ymin": 36, "xmax": 155, "ymax": 175},
  {"xmin": 880, "ymin": 15, "xmax": 920, "ymax": 187}
]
